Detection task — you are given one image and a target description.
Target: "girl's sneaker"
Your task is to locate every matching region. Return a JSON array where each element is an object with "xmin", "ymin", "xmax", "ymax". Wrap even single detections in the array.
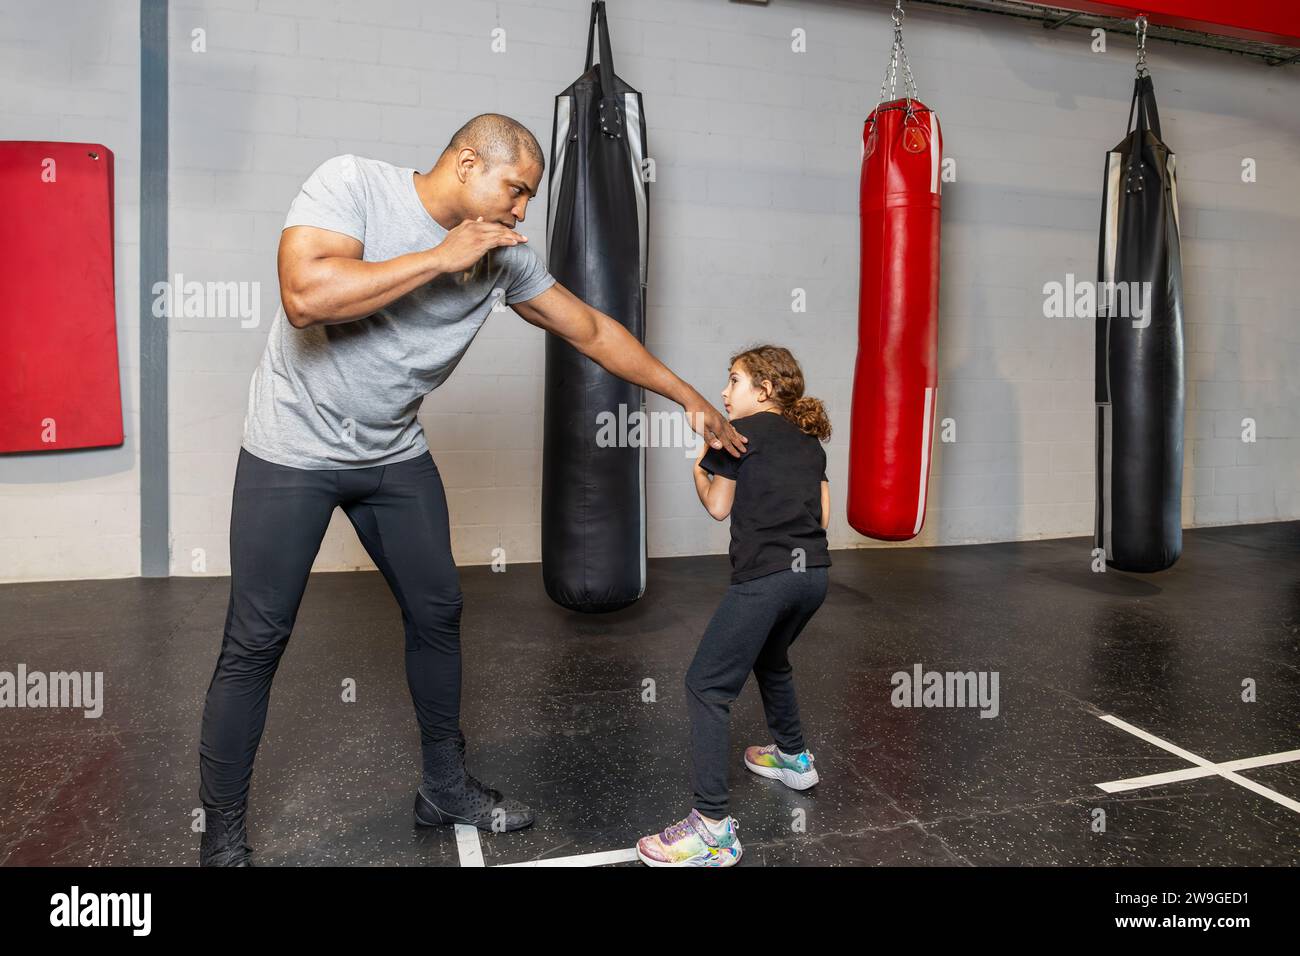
[
  {"xmin": 636, "ymin": 809, "xmax": 743, "ymax": 867},
  {"xmin": 743, "ymin": 744, "xmax": 819, "ymax": 790}
]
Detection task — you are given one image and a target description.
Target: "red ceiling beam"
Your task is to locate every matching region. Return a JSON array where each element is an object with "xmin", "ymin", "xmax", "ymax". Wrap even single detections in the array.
[{"xmin": 1023, "ymin": 1, "xmax": 1300, "ymax": 48}]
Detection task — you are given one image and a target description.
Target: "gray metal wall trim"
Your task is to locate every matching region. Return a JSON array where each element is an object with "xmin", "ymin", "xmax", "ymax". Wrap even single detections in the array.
[{"xmin": 140, "ymin": 0, "xmax": 168, "ymax": 576}]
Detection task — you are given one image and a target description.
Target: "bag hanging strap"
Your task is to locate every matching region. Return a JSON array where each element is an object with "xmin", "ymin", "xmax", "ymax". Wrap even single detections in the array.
[
  {"xmin": 1123, "ymin": 16, "xmax": 1162, "ymax": 139},
  {"xmin": 1125, "ymin": 76, "xmax": 1156, "ymax": 135},
  {"xmin": 1140, "ymin": 76, "xmax": 1162, "ymax": 140},
  {"xmin": 583, "ymin": 1, "xmax": 623, "ymax": 139}
]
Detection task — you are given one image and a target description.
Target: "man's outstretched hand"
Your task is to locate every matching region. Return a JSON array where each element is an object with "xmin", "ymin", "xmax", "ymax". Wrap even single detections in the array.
[{"xmin": 685, "ymin": 397, "xmax": 747, "ymax": 457}]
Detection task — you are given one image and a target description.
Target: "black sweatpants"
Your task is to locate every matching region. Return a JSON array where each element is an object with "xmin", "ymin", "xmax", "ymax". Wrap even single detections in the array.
[
  {"xmin": 685, "ymin": 565, "xmax": 829, "ymax": 818},
  {"xmin": 198, "ymin": 447, "xmax": 463, "ymax": 808}
]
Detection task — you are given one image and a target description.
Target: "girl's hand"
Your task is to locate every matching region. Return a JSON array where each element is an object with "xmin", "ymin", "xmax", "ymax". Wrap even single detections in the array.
[{"xmin": 695, "ymin": 439, "xmax": 710, "ymax": 467}]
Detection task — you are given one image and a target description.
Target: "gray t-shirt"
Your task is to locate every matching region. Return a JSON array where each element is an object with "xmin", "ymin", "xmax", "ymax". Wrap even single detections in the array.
[{"xmin": 242, "ymin": 153, "xmax": 556, "ymax": 469}]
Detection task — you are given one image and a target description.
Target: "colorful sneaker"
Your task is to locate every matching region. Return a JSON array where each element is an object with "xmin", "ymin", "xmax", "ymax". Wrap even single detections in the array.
[
  {"xmin": 636, "ymin": 809, "xmax": 743, "ymax": 868},
  {"xmin": 743, "ymin": 744, "xmax": 819, "ymax": 790}
]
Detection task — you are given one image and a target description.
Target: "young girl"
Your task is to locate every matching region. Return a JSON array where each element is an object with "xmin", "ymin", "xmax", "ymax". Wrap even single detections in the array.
[{"xmin": 637, "ymin": 345, "xmax": 832, "ymax": 867}]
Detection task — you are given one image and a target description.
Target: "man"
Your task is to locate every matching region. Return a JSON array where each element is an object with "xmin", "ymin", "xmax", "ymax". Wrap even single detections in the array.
[{"xmin": 197, "ymin": 113, "xmax": 747, "ymax": 865}]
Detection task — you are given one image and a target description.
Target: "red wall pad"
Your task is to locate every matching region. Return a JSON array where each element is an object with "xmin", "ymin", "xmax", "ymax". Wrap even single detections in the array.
[
  {"xmin": 0, "ymin": 141, "xmax": 123, "ymax": 453},
  {"xmin": 847, "ymin": 101, "xmax": 943, "ymax": 542}
]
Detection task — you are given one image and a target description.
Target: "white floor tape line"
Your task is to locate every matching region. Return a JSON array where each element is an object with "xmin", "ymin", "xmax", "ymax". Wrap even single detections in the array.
[
  {"xmin": 497, "ymin": 847, "xmax": 640, "ymax": 867},
  {"xmin": 453, "ymin": 823, "xmax": 636, "ymax": 867},
  {"xmin": 1094, "ymin": 715, "xmax": 1300, "ymax": 814},
  {"xmin": 454, "ymin": 824, "xmax": 485, "ymax": 867}
]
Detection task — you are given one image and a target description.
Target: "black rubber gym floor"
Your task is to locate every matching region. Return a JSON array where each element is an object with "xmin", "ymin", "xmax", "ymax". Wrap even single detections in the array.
[{"xmin": 1, "ymin": 521, "xmax": 1296, "ymax": 866}]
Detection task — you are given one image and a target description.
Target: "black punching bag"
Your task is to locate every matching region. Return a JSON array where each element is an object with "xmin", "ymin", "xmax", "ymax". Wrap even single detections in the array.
[
  {"xmin": 542, "ymin": 1, "xmax": 649, "ymax": 612},
  {"xmin": 1095, "ymin": 73, "xmax": 1185, "ymax": 572}
]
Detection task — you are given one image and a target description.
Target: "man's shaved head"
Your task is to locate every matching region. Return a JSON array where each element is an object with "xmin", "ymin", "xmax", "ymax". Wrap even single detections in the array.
[
  {"xmin": 418, "ymin": 113, "xmax": 544, "ymax": 231},
  {"xmin": 443, "ymin": 113, "xmax": 544, "ymax": 172}
]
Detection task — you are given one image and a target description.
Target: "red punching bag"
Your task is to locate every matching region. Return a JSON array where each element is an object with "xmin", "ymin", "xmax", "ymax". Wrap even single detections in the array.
[{"xmin": 848, "ymin": 3, "xmax": 942, "ymax": 541}]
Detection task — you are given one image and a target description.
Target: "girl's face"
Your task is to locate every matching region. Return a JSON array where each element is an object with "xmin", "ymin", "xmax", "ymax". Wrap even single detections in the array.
[{"xmin": 721, "ymin": 361, "xmax": 775, "ymax": 419}]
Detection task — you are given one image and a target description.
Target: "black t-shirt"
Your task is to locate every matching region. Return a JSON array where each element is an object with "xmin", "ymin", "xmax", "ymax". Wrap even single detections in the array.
[{"xmin": 700, "ymin": 411, "xmax": 831, "ymax": 584}]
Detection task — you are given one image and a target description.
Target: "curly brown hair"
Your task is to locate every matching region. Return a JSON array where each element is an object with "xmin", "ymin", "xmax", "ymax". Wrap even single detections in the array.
[{"xmin": 729, "ymin": 345, "xmax": 831, "ymax": 442}]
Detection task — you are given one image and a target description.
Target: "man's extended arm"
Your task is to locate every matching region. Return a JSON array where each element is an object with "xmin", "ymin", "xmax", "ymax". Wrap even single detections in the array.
[{"xmin": 511, "ymin": 283, "xmax": 747, "ymax": 457}]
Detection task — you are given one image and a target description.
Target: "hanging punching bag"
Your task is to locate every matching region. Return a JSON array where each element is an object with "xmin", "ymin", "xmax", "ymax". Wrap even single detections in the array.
[
  {"xmin": 847, "ymin": 6, "xmax": 942, "ymax": 541},
  {"xmin": 1095, "ymin": 71, "xmax": 1185, "ymax": 573},
  {"xmin": 542, "ymin": 1, "xmax": 649, "ymax": 612}
]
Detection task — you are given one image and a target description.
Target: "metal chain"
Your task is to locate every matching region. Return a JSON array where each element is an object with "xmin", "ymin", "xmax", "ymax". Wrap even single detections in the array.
[
  {"xmin": 1135, "ymin": 14, "xmax": 1149, "ymax": 76},
  {"xmin": 875, "ymin": 0, "xmax": 920, "ymax": 118}
]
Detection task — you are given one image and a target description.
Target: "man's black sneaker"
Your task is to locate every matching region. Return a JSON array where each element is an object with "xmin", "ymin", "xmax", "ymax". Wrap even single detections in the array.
[{"xmin": 414, "ymin": 775, "xmax": 534, "ymax": 832}]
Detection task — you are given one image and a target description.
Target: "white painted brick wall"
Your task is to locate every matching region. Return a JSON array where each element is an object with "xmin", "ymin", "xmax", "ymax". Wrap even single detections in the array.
[{"xmin": 3, "ymin": 0, "xmax": 1297, "ymax": 583}]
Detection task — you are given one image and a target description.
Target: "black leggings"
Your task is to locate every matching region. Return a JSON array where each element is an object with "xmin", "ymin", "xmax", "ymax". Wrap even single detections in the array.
[
  {"xmin": 198, "ymin": 447, "xmax": 463, "ymax": 808},
  {"xmin": 685, "ymin": 566, "xmax": 829, "ymax": 818}
]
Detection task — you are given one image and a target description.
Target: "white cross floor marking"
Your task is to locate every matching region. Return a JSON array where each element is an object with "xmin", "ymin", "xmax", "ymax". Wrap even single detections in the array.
[{"xmin": 1094, "ymin": 714, "xmax": 1300, "ymax": 814}]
